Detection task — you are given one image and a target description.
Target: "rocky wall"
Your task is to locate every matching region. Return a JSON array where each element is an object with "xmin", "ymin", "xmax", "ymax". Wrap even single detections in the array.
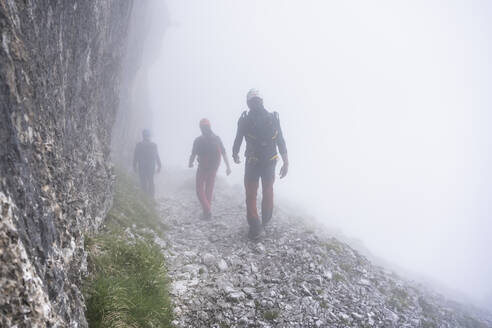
[
  {"xmin": 0, "ymin": 1, "xmax": 134, "ymax": 326},
  {"xmin": 111, "ymin": 0, "xmax": 169, "ymax": 167}
]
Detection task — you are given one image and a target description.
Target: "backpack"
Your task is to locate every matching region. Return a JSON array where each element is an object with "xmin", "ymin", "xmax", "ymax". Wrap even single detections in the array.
[{"xmin": 241, "ymin": 110, "xmax": 280, "ymax": 162}]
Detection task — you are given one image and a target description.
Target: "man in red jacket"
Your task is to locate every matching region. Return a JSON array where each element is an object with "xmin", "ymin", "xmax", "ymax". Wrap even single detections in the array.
[
  {"xmin": 233, "ymin": 89, "xmax": 289, "ymax": 240},
  {"xmin": 189, "ymin": 119, "xmax": 232, "ymax": 220}
]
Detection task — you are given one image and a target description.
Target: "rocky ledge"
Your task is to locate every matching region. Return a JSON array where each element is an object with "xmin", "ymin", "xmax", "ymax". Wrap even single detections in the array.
[{"xmin": 155, "ymin": 177, "xmax": 492, "ymax": 328}]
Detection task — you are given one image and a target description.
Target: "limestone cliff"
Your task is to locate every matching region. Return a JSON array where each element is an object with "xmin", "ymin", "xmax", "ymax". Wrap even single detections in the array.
[
  {"xmin": 0, "ymin": 1, "xmax": 135, "ymax": 326},
  {"xmin": 111, "ymin": 0, "xmax": 169, "ymax": 167}
]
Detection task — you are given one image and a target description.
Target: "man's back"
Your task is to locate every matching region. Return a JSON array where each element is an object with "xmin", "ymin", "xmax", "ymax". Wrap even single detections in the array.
[
  {"xmin": 234, "ymin": 109, "xmax": 286, "ymax": 164},
  {"xmin": 192, "ymin": 134, "xmax": 224, "ymax": 171},
  {"xmin": 134, "ymin": 140, "xmax": 158, "ymax": 172}
]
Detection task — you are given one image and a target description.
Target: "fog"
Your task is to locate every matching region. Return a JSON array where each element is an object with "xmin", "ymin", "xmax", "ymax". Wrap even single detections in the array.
[{"xmin": 143, "ymin": 1, "xmax": 492, "ymax": 310}]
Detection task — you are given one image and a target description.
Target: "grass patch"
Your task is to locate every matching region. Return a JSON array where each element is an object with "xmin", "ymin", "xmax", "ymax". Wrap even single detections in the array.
[
  {"xmin": 104, "ymin": 169, "xmax": 166, "ymax": 236},
  {"xmin": 339, "ymin": 263, "xmax": 352, "ymax": 273},
  {"xmin": 84, "ymin": 170, "xmax": 172, "ymax": 328},
  {"xmin": 387, "ymin": 287, "xmax": 410, "ymax": 311},
  {"xmin": 419, "ymin": 296, "xmax": 437, "ymax": 317},
  {"xmin": 324, "ymin": 239, "xmax": 343, "ymax": 254},
  {"xmin": 332, "ymin": 272, "xmax": 346, "ymax": 283},
  {"xmin": 263, "ymin": 309, "xmax": 280, "ymax": 321}
]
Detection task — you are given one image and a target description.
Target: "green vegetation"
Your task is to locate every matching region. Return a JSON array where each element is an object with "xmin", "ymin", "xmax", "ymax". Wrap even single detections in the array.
[
  {"xmin": 263, "ymin": 309, "xmax": 280, "ymax": 321},
  {"xmin": 419, "ymin": 296, "xmax": 436, "ymax": 316},
  {"xmin": 324, "ymin": 241, "xmax": 343, "ymax": 254},
  {"xmin": 104, "ymin": 170, "xmax": 166, "ymax": 235},
  {"xmin": 388, "ymin": 287, "xmax": 410, "ymax": 311},
  {"xmin": 418, "ymin": 296, "xmax": 440, "ymax": 328},
  {"xmin": 332, "ymin": 272, "xmax": 346, "ymax": 283},
  {"xmin": 339, "ymin": 262, "xmax": 352, "ymax": 273},
  {"xmin": 421, "ymin": 319, "xmax": 439, "ymax": 328},
  {"xmin": 84, "ymin": 170, "xmax": 172, "ymax": 328}
]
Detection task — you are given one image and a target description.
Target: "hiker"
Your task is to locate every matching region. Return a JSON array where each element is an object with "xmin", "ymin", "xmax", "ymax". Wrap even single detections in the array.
[
  {"xmin": 133, "ymin": 129, "xmax": 162, "ymax": 198},
  {"xmin": 189, "ymin": 119, "xmax": 232, "ymax": 219},
  {"xmin": 232, "ymin": 89, "xmax": 289, "ymax": 240}
]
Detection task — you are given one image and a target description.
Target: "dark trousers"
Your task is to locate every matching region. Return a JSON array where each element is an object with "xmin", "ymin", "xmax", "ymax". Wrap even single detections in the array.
[
  {"xmin": 139, "ymin": 170, "xmax": 155, "ymax": 198},
  {"xmin": 196, "ymin": 167, "xmax": 217, "ymax": 214},
  {"xmin": 244, "ymin": 160, "xmax": 276, "ymax": 223}
]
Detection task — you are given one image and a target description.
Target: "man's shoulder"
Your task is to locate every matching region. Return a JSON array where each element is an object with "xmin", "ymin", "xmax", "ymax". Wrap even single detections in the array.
[
  {"xmin": 238, "ymin": 110, "xmax": 248, "ymax": 121},
  {"xmin": 193, "ymin": 136, "xmax": 206, "ymax": 147},
  {"xmin": 240, "ymin": 109, "xmax": 278, "ymax": 118},
  {"xmin": 203, "ymin": 134, "xmax": 222, "ymax": 143},
  {"xmin": 264, "ymin": 108, "xmax": 278, "ymax": 116},
  {"xmin": 264, "ymin": 110, "xmax": 279, "ymax": 123},
  {"xmin": 213, "ymin": 135, "xmax": 224, "ymax": 146},
  {"xmin": 138, "ymin": 141, "xmax": 158, "ymax": 148}
]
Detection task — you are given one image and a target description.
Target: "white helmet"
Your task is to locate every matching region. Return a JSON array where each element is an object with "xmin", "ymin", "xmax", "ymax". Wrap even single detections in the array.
[{"xmin": 246, "ymin": 88, "xmax": 262, "ymax": 101}]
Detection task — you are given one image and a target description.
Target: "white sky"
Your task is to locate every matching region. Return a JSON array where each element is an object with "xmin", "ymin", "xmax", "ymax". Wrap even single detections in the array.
[{"xmin": 146, "ymin": 0, "xmax": 492, "ymax": 309}]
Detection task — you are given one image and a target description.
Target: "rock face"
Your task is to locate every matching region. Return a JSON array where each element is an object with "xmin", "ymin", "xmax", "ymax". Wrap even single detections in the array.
[
  {"xmin": 157, "ymin": 174, "xmax": 492, "ymax": 327},
  {"xmin": 0, "ymin": 1, "xmax": 135, "ymax": 327},
  {"xmin": 111, "ymin": 0, "xmax": 169, "ymax": 167}
]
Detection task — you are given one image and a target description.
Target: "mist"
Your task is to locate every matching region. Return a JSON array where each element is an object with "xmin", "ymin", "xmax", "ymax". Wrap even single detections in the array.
[{"xmin": 143, "ymin": 1, "xmax": 492, "ymax": 310}]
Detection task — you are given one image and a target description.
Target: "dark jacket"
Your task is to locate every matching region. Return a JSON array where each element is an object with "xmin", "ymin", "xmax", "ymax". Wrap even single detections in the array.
[
  {"xmin": 233, "ymin": 108, "xmax": 287, "ymax": 164},
  {"xmin": 133, "ymin": 140, "xmax": 161, "ymax": 173},
  {"xmin": 191, "ymin": 133, "xmax": 225, "ymax": 171}
]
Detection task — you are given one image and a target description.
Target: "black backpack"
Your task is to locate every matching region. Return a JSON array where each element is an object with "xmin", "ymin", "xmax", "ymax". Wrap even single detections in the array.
[{"xmin": 241, "ymin": 110, "xmax": 280, "ymax": 161}]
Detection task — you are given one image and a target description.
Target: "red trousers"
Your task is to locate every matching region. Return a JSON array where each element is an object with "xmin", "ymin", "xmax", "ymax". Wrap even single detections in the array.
[
  {"xmin": 244, "ymin": 160, "xmax": 276, "ymax": 222},
  {"xmin": 196, "ymin": 168, "xmax": 217, "ymax": 214},
  {"xmin": 245, "ymin": 179, "xmax": 274, "ymax": 222}
]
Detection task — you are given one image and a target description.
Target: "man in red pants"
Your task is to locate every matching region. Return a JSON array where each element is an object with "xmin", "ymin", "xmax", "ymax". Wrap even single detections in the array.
[
  {"xmin": 189, "ymin": 119, "xmax": 231, "ymax": 220},
  {"xmin": 233, "ymin": 89, "xmax": 289, "ymax": 240}
]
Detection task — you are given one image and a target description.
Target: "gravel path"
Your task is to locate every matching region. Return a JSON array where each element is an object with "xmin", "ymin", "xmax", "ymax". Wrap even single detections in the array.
[{"xmin": 155, "ymin": 177, "xmax": 492, "ymax": 328}]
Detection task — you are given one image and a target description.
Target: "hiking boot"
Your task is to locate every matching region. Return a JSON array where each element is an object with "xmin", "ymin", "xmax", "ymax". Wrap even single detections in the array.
[{"xmin": 247, "ymin": 217, "xmax": 263, "ymax": 240}]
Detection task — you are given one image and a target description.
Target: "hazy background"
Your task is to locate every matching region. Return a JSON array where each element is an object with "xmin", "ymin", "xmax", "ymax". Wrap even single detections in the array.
[{"xmin": 143, "ymin": 1, "xmax": 492, "ymax": 310}]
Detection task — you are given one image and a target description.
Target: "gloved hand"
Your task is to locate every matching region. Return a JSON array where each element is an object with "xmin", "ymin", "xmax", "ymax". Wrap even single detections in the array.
[{"xmin": 233, "ymin": 154, "xmax": 241, "ymax": 164}]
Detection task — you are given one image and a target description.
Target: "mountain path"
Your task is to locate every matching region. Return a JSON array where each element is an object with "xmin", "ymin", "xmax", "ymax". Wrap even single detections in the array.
[{"xmin": 154, "ymin": 178, "xmax": 492, "ymax": 328}]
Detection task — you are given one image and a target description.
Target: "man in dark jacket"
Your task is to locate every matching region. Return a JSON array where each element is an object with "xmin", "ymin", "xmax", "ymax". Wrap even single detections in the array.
[
  {"xmin": 233, "ymin": 89, "xmax": 289, "ymax": 239},
  {"xmin": 133, "ymin": 129, "xmax": 162, "ymax": 198},
  {"xmin": 189, "ymin": 119, "xmax": 232, "ymax": 220}
]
